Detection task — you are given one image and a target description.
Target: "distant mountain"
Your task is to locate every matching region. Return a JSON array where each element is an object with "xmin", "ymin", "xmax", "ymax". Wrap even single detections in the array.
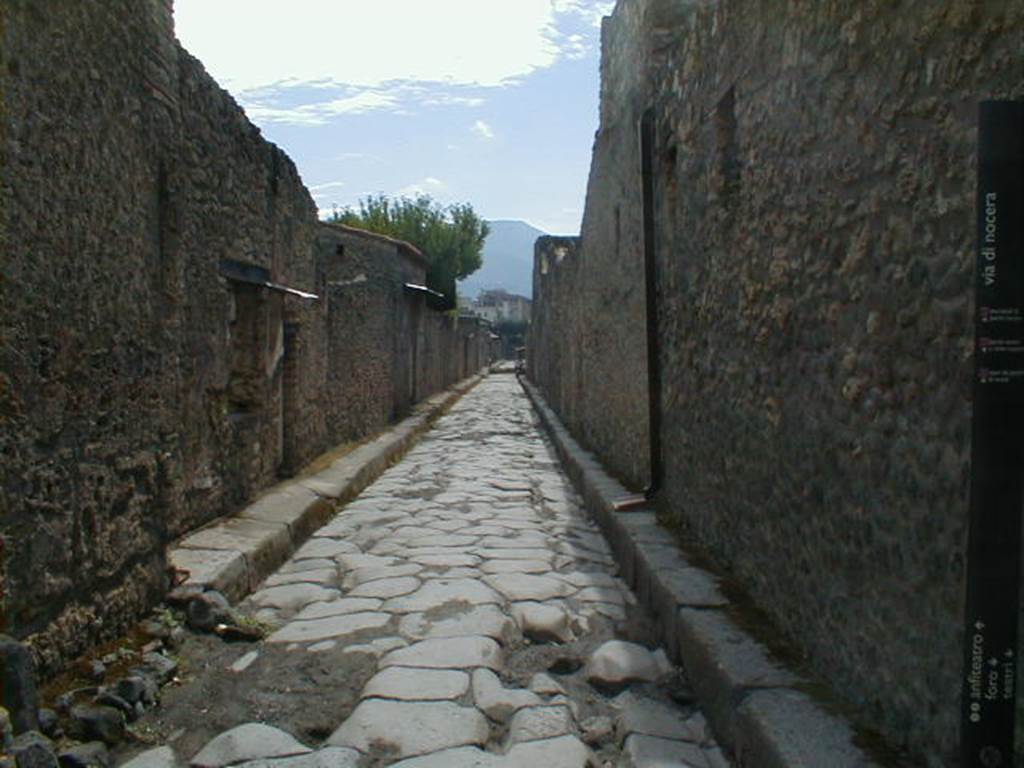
[{"xmin": 459, "ymin": 219, "xmax": 547, "ymax": 299}]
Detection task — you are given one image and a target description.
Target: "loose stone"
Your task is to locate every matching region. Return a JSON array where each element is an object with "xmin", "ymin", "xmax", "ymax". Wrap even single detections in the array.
[
  {"xmin": 56, "ymin": 741, "xmax": 110, "ymax": 768},
  {"xmin": 585, "ymin": 641, "xmax": 665, "ymax": 686},
  {"xmin": 10, "ymin": 732, "xmax": 58, "ymax": 768},
  {"xmin": 510, "ymin": 602, "xmax": 573, "ymax": 643}
]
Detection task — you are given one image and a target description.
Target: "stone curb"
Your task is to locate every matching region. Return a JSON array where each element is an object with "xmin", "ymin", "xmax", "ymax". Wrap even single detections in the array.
[
  {"xmin": 520, "ymin": 376, "xmax": 885, "ymax": 768},
  {"xmin": 169, "ymin": 373, "xmax": 485, "ymax": 604}
]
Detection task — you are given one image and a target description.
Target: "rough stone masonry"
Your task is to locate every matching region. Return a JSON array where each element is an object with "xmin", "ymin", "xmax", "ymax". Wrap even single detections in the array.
[{"xmin": 0, "ymin": 0, "xmax": 490, "ymax": 677}]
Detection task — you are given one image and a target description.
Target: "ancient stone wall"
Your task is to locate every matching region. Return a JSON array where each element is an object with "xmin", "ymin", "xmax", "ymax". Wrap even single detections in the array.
[
  {"xmin": 0, "ymin": 0, "xmax": 488, "ymax": 676},
  {"xmin": 527, "ymin": 0, "xmax": 652, "ymax": 492},
  {"xmin": 318, "ymin": 224, "xmax": 424, "ymax": 443},
  {"xmin": 529, "ymin": 0, "xmax": 1024, "ymax": 764}
]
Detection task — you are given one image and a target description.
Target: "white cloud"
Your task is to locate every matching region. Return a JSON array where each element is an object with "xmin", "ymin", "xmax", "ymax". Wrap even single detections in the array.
[
  {"xmin": 308, "ymin": 181, "xmax": 347, "ymax": 197},
  {"xmin": 175, "ymin": 0, "xmax": 571, "ymax": 93},
  {"xmin": 396, "ymin": 177, "xmax": 448, "ymax": 198},
  {"xmin": 241, "ymin": 90, "xmax": 402, "ymax": 125},
  {"xmin": 472, "ymin": 120, "xmax": 495, "ymax": 140}
]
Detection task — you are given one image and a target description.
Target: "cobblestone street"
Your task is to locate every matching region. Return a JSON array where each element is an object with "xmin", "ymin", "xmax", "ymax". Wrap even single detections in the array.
[{"xmin": 117, "ymin": 374, "xmax": 730, "ymax": 767}]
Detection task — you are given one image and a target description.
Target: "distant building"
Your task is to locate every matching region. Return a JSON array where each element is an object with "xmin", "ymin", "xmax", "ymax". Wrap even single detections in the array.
[{"xmin": 468, "ymin": 289, "xmax": 531, "ymax": 325}]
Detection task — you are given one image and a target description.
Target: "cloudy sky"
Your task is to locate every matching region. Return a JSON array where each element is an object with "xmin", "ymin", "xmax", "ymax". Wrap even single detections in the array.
[{"xmin": 174, "ymin": 1, "xmax": 616, "ymax": 235}]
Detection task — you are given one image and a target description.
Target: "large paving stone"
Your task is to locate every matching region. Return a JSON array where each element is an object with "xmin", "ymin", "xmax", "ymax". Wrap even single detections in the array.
[
  {"xmin": 291, "ymin": 598, "xmax": 384, "ymax": 621},
  {"xmin": 267, "ymin": 612, "xmax": 391, "ymax": 644},
  {"xmin": 621, "ymin": 734, "xmax": 708, "ymax": 767},
  {"xmin": 388, "ymin": 747, "xmax": 501, "ymax": 767},
  {"xmin": 191, "ymin": 723, "xmax": 311, "ymax": 767},
  {"xmin": 234, "ymin": 747, "xmax": 362, "ymax": 767},
  {"xmin": 408, "ymin": 553, "xmax": 482, "ymax": 568},
  {"xmin": 382, "ymin": 579, "xmax": 502, "ymax": 614},
  {"xmin": 121, "ymin": 746, "xmax": 177, "ymax": 768},
  {"xmin": 362, "ymin": 667, "xmax": 470, "ymax": 701},
  {"xmin": 327, "ymin": 700, "xmax": 488, "ymax": 758},
  {"xmin": 503, "ymin": 734, "xmax": 596, "ymax": 767},
  {"xmin": 347, "ymin": 577, "xmax": 422, "ymax": 599},
  {"xmin": 474, "ymin": 548, "xmax": 554, "ymax": 562},
  {"xmin": 398, "ymin": 604, "xmax": 516, "ymax": 644},
  {"xmin": 277, "ymin": 558, "xmax": 336, "ymax": 574},
  {"xmin": 342, "ymin": 563, "xmax": 423, "ymax": 589},
  {"xmin": 482, "ymin": 574, "xmax": 574, "ymax": 602},
  {"xmin": 585, "ymin": 641, "xmax": 666, "ymax": 686},
  {"xmin": 263, "ymin": 568, "xmax": 339, "ymax": 588},
  {"xmin": 479, "ymin": 559, "xmax": 551, "ymax": 575},
  {"xmin": 250, "ymin": 584, "xmax": 339, "ymax": 613},
  {"xmin": 381, "ymin": 636, "xmax": 502, "ymax": 670},
  {"xmin": 507, "ymin": 705, "xmax": 575, "ymax": 744},
  {"xmin": 292, "ymin": 538, "xmax": 360, "ymax": 561},
  {"xmin": 472, "ymin": 669, "xmax": 542, "ymax": 722}
]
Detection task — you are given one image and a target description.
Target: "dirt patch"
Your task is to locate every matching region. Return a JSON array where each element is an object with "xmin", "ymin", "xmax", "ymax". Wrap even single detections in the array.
[{"xmin": 112, "ymin": 634, "xmax": 376, "ymax": 764}]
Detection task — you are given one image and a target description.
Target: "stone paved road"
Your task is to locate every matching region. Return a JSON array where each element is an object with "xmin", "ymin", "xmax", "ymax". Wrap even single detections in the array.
[{"xmin": 121, "ymin": 375, "xmax": 730, "ymax": 768}]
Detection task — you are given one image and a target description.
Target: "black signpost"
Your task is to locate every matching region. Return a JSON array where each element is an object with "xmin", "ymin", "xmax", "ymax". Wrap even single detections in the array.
[{"xmin": 962, "ymin": 100, "xmax": 1024, "ymax": 768}]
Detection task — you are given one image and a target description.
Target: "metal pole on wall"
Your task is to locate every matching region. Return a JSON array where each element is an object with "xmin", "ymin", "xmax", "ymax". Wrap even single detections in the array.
[
  {"xmin": 640, "ymin": 108, "xmax": 663, "ymax": 499},
  {"xmin": 961, "ymin": 99, "xmax": 1024, "ymax": 768}
]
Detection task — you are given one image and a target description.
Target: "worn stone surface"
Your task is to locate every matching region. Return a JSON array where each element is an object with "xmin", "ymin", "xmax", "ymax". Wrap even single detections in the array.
[
  {"xmin": 380, "ymin": 637, "xmax": 502, "ymax": 671},
  {"xmin": 234, "ymin": 748, "xmax": 362, "ymax": 767},
  {"xmin": 266, "ymin": 612, "xmax": 392, "ymax": 644},
  {"xmin": 190, "ymin": 723, "xmax": 311, "ymax": 768},
  {"xmin": 327, "ymin": 700, "xmax": 488, "ymax": 758},
  {"xmin": 103, "ymin": 376, "xmax": 731, "ymax": 768},
  {"xmin": 507, "ymin": 705, "xmax": 575, "ymax": 744},
  {"xmin": 361, "ymin": 667, "xmax": 470, "ymax": 701},
  {"xmin": 118, "ymin": 746, "xmax": 178, "ymax": 768}
]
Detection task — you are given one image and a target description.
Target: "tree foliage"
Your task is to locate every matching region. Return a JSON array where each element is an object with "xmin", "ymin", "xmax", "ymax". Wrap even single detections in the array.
[{"xmin": 331, "ymin": 194, "xmax": 489, "ymax": 310}]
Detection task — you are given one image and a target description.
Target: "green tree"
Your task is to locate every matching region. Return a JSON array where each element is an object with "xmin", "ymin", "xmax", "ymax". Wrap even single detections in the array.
[{"xmin": 332, "ymin": 194, "xmax": 489, "ymax": 310}]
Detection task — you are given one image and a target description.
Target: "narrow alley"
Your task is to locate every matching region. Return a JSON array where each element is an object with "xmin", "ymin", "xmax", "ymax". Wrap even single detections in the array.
[{"xmin": 115, "ymin": 374, "xmax": 729, "ymax": 768}]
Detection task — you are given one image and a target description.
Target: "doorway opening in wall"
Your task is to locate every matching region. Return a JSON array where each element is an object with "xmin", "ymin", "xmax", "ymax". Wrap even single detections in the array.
[{"xmin": 227, "ymin": 283, "xmax": 266, "ymax": 420}]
